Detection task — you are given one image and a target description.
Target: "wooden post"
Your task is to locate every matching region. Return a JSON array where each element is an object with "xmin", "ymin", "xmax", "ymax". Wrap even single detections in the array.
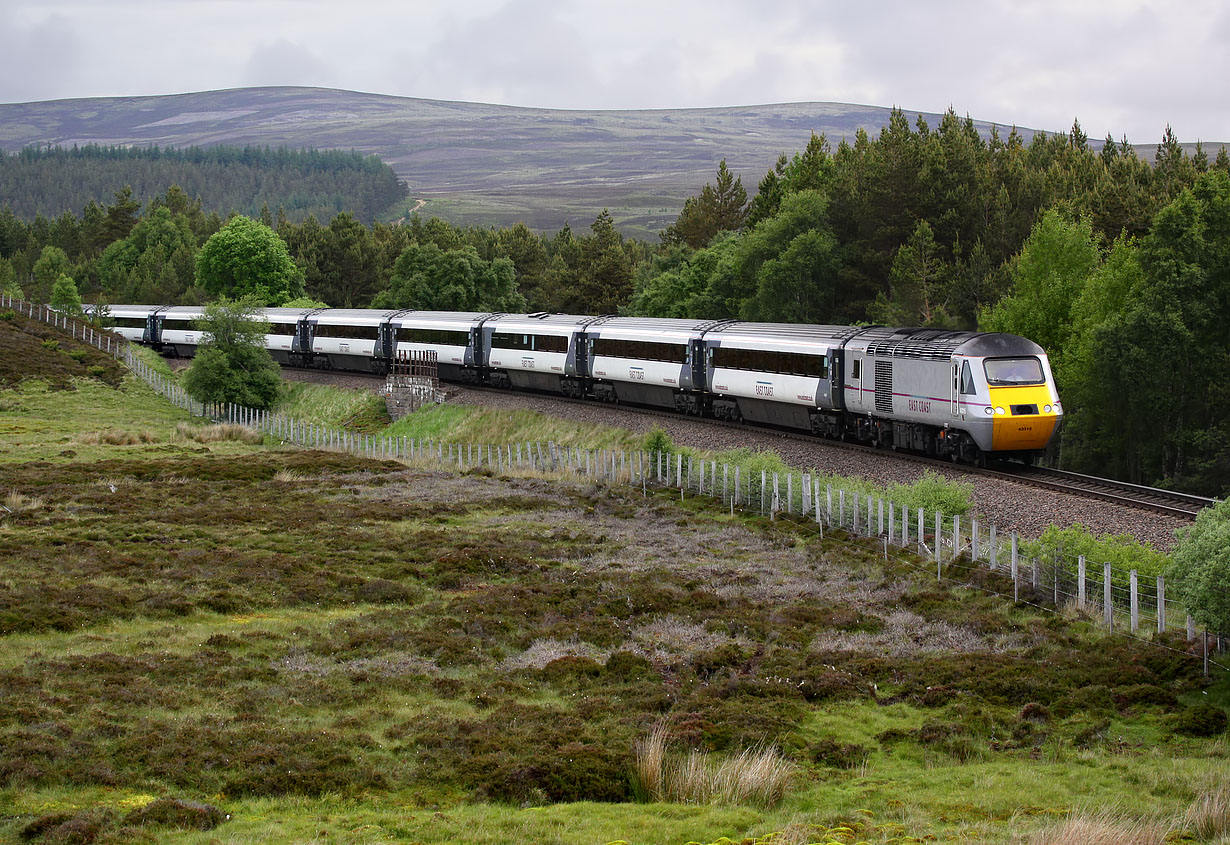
[
  {"xmin": 877, "ymin": 498, "xmax": 884, "ymax": 536},
  {"xmin": 1130, "ymin": 570, "xmax": 1139, "ymax": 633},
  {"xmin": 853, "ymin": 492, "xmax": 859, "ymax": 533},
  {"xmin": 888, "ymin": 502, "xmax": 895, "ymax": 545},
  {"xmin": 953, "ymin": 515, "xmax": 960, "ymax": 559},
  {"xmin": 934, "ymin": 511, "xmax": 942, "ymax": 567},
  {"xmin": 1077, "ymin": 556, "xmax": 1086, "ymax": 610},
  {"xmin": 971, "ymin": 519, "xmax": 979, "ymax": 561},
  {"xmin": 902, "ymin": 505, "xmax": 909, "ymax": 546},
  {"xmin": 917, "ymin": 508, "xmax": 924, "ymax": 557},
  {"xmin": 1011, "ymin": 533, "xmax": 1019, "ymax": 602},
  {"xmin": 1157, "ymin": 576, "xmax": 1166, "ymax": 633},
  {"xmin": 1104, "ymin": 564, "xmax": 1113, "ymax": 630},
  {"xmin": 734, "ymin": 466, "xmax": 741, "ymax": 505},
  {"xmin": 839, "ymin": 490, "xmax": 845, "ymax": 528},
  {"xmin": 826, "ymin": 485, "xmax": 833, "ymax": 523},
  {"xmin": 1187, "ymin": 615, "xmax": 1197, "ymax": 642},
  {"xmin": 786, "ymin": 473, "xmax": 792, "ymax": 513}
]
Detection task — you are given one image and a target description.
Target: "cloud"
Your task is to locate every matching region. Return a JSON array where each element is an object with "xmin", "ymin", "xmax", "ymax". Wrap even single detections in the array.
[
  {"xmin": 0, "ymin": 8, "xmax": 84, "ymax": 103},
  {"xmin": 242, "ymin": 39, "xmax": 334, "ymax": 88}
]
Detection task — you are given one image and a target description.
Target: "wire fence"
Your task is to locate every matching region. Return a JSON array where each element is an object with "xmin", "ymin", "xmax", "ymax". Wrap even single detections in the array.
[{"xmin": 7, "ymin": 292, "xmax": 1225, "ymax": 675}]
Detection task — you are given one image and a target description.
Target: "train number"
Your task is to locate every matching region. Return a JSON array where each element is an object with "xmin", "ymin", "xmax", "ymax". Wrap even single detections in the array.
[
  {"xmin": 755, "ymin": 383, "xmax": 773, "ymax": 396},
  {"xmin": 521, "ymin": 358, "xmax": 535, "ymax": 369},
  {"xmin": 908, "ymin": 399, "xmax": 931, "ymax": 413},
  {"xmin": 629, "ymin": 368, "xmax": 645, "ymax": 380}
]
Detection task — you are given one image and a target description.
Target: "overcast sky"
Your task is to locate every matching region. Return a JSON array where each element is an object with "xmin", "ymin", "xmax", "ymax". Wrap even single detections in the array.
[{"xmin": 1, "ymin": 0, "xmax": 1226, "ymax": 143}]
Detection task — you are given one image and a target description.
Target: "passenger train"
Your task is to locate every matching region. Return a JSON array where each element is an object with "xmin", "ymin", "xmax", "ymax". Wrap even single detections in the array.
[{"xmin": 97, "ymin": 304, "xmax": 1063, "ymax": 463}]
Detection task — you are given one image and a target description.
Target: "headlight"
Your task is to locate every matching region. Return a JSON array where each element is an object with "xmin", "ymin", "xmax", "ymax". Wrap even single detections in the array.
[
  {"xmin": 983, "ymin": 407, "xmax": 993, "ymax": 416},
  {"xmin": 995, "ymin": 406, "xmax": 1005, "ymax": 415},
  {"xmin": 1044, "ymin": 404, "xmax": 1052, "ymax": 413}
]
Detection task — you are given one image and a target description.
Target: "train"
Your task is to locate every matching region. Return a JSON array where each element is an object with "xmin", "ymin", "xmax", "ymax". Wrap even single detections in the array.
[{"xmin": 96, "ymin": 304, "xmax": 1063, "ymax": 464}]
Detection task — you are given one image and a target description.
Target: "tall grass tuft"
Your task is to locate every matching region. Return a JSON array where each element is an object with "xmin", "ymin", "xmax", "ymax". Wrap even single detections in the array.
[
  {"xmin": 634, "ymin": 724, "xmax": 792, "ymax": 808},
  {"xmin": 174, "ymin": 422, "xmax": 263, "ymax": 444},
  {"xmin": 3, "ymin": 490, "xmax": 44, "ymax": 514},
  {"xmin": 1025, "ymin": 809, "xmax": 1172, "ymax": 844},
  {"xmin": 1184, "ymin": 785, "xmax": 1230, "ymax": 841},
  {"xmin": 76, "ymin": 429, "xmax": 158, "ymax": 446}
]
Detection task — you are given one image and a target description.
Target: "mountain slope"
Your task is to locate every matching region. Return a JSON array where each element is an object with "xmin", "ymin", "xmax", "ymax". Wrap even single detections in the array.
[{"xmin": 1, "ymin": 87, "xmax": 1034, "ymax": 235}]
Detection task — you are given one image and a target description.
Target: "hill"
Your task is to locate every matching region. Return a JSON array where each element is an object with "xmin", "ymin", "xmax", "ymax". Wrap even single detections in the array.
[{"xmin": 0, "ymin": 87, "xmax": 1041, "ymax": 236}]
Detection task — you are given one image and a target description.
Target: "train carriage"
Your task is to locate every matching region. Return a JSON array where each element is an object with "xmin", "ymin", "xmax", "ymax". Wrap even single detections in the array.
[
  {"xmin": 155, "ymin": 306, "xmax": 208, "ymax": 357},
  {"xmin": 584, "ymin": 317, "xmax": 711, "ymax": 412},
  {"xmin": 308, "ymin": 309, "xmax": 395, "ymax": 373},
  {"xmin": 483, "ymin": 313, "xmax": 597, "ymax": 395},
  {"xmin": 387, "ymin": 311, "xmax": 487, "ymax": 381},
  {"xmin": 262, "ymin": 307, "xmax": 317, "ymax": 364},
  {"xmin": 91, "ymin": 304, "xmax": 160, "ymax": 344},
  {"xmin": 702, "ymin": 322, "xmax": 861, "ymax": 431}
]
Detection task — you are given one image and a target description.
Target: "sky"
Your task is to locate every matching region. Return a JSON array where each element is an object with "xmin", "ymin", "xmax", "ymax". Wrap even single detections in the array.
[{"xmin": 1, "ymin": 0, "xmax": 1226, "ymax": 143}]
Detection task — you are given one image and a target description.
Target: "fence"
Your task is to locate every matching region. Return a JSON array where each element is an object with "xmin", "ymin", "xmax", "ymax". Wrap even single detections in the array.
[{"xmin": 6, "ymin": 292, "xmax": 1225, "ymax": 674}]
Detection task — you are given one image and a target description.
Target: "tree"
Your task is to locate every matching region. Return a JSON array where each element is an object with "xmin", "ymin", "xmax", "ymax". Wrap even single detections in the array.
[
  {"xmin": 49, "ymin": 273, "xmax": 82, "ymax": 314},
  {"xmin": 871, "ymin": 220, "xmax": 953, "ymax": 326},
  {"xmin": 182, "ymin": 299, "xmax": 282, "ymax": 409},
  {"xmin": 32, "ymin": 245, "xmax": 71, "ymax": 304},
  {"xmin": 195, "ymin": 216, "xmax": 304, "ymax": 305},
  {"xmin": 373, "ymin": 242, "xmax": 523, "ymax": 312},
  {"xmin": 661, "ymin": 160, "xmax": 748, "ymax": 249},
  {"xmin": 0, "ymin": 257, "xmax": 21, "ymax": 299},
  {"xmin": 1168, "ymin": 499, "xmax": 1230, "ymax": 634}
]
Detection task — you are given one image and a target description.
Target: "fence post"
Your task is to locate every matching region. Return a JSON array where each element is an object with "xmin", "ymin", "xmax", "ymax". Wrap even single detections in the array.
[
  {"xmin": 971, "ymin": 519, "xmax": 979, "ymax": 561},
  {"xmin": 814, "ymin": 478, "xmax": 822, "ymax": 525},
  {"xmin": 934, "ymin": 511, "xmax": 942, "ymax": 567},
  {"xmin": 1104, "ymin": 564, "xmax": 1114, "ymax": 630},
  {"xmin": 1157, "ymin": 576, "xmax": 1166, "ymax": 633},
  {"xmin": 902, "ymin": 505, "xmax": 909, "ymax": 546},
  {"xmin": 853, "ymin": 492, "xmax": 859, "ymax": 533},
  {"xmin": 1077, "ymin": 556, "xmax": 1086, "ymax": 610},
  {"xmin": 838, "ymin": 490, "xmax": 845, "ymax": 528},
  {"xmin": 877, "ymin": 498, "xmax": 884, "ymax": 536},
  {"xmin": 917, "ymin": 508, "xmax": 924, "ymax": 557},
  {"xmin": 734, "ymin": 466, "xmax": 740, "ymax": 505},
  {"xmin": 772, "ymin": 473, "xmax": 780, "ymax": 517},
  {"xmin": 867, "ymin": 497, "xmax": 873, "ymax": 537},
  {"xmin": 1011, "ymin": 533, "xmax": 1019, "ymax": 602},
  {"xmin": 786, "ymin": 474, "xmax": 792, "ymax": 513},
  {"xmin": 1187, "ymin": 615, "xmax": 1196, "ymax": 642},
  {"xmin": 953, "ymin": 515, "xmax": 960, "ymax": 558},
  {"xmin": 1130, "ymin": 570, "xmax": 1139, "ymax": 633},
  {"xmin": 888, "ymin": 502, "xmax": 895, "ymax": 545}
]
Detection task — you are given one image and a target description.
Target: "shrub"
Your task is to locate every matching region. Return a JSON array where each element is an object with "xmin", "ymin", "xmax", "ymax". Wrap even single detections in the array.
[
  {"xmin": 40, "ymin": 339, "xmax": 60, "ymax": 351},
  {"xmin": 1168, "ymin": 499, "xmax": 1230, "ymax": 634},
  {"xmin": 643, "ymin": 427, "xmax": 675, "ymax": 460},
  {"xmin": 807, "ymin": 738, "xmax": 868, "ymax": 769},
  {"xmin": 887, "ymin": 469, "xmax": 975, "ymax": 516},
  {"xmin": 1172, "ymin": 703, "xmax": 1228, "ymax": 737},
  {"xmin": 122, "ymin": 798, "xmax": 227, "ymax": 831},
  {"xmin": 1022, "ymin": 523, "xmax": 1171, "ymax": 579},
  {"xmin": 0, "ymin": 309, "xmax": 14, "ymax": 321},
  {"xmin": 633, "ymin": 724, "xmax": 792, "ymax": 807}
]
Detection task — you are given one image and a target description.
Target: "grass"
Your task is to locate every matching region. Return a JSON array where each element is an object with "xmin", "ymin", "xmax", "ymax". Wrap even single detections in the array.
[
  {"xmin": 275, "ymin": 381, "xmax": 391, "ymax": 433},
  {"xmin": 2, "ymin": 317, "xmax": 1228, "ymax": 843}
]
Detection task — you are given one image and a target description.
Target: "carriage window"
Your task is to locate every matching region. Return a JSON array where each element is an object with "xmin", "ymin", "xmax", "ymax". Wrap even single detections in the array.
[
  {"xmin": 268, "ymin": 323, "xmax": 298, "ymax": 336},
  {"xmin": 591, "ymin": 338, "xmax": 686, "ymax": 363},
  {"xmin": 984, "ymin": 357, "xmax": 1044, "ymax": 386},
  {"xmin": 712, "ymin": 347, "xmax": 827, "ymax": 378},
  {"xmin": 852, "ymin": 360, "xmax": 860, "ymax": 379},
  {"xmin": 492, "ymin": 332, "xmax": 567, "ymax": 353},
  {"xmin": 396, "ymin": 328, "xmax": 469, "ymax": 345},
  {"xmin": 314, "ymin": 323, "xmax": 380, "ymax": 340},
  {"xmin": 960, "ymin": 360, "xmax": 977, "ymax": 394},
  {"xmin": 111, "ymin": 317, "xmax": 147, "ymax": 329}
]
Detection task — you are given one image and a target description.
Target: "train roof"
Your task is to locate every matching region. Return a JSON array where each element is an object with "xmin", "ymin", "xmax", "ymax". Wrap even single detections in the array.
[
  {"xmin": 485, "ymin": 313, "xmax": 597, "ymax": 333},
  {"xmin": 261, "ymin": 308, "xmax": 318, "ymax": 321},
  {"xmin": 310, "ymin": 308, "xmax": 400, "ymax": 326},
  {"xmin": 707, "ymin": 322, "xmax": 863, "ymax": 348},
  {"xmin": 91, "ymin": 304, "xmax": 159, "ymax": 319},
  {"xmin": 587, "ymin": 316, "xmax": 719, "ymax": 342},
  {"xmin": 853, "ymin": 327, "xmax": 1045, "ymax": 360}
]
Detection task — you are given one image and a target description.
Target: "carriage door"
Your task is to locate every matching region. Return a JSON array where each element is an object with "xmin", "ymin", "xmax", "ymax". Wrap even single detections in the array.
[{"xmin": 950, "ymin": 360, "xmax": 960, "ymax": 417}]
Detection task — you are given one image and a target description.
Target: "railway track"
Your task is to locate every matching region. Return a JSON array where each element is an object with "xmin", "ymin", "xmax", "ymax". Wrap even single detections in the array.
[{"xmin": 282, "ymin": 366, "xmax": 1218, "ymax": 520}]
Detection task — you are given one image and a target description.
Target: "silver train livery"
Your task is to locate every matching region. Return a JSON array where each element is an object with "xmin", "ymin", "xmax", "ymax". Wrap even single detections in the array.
[{"xmin": 99, "ymin": 304, "xmax": 1063, "ymax": 462}]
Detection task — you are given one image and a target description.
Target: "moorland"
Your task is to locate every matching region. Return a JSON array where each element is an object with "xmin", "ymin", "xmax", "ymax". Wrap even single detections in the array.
[{"xmin": 0, "ymin": 305, "xmax": 1227, "ymax": 844}]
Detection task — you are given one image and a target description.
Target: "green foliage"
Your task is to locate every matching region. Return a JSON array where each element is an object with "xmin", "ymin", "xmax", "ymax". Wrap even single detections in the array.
[
  {"xmin": 979, "ymin": 210, "xmax": 1101, "ymax": 369},
  {"xmin": 1171, "ymin": 703, "xmax": 1228, "ymax": 737},
  {"xmin": 1021, "ymin": 523, "xmax": 1171, "ymax": 578},
  {"xmin": 1168, "ymin": 499, "xmax": 1230, "ymax": 633},
  {"xmin": 885, "ymin": 470, "xmax": 975, "ymax": 516},
  {"xmin": 661, "ymin": 159, "xmax": 748, "ymax": 249},
  {"xmin": 182, "ymin": 299, "xmax": 282, "ymax": 409},
  {"xmin": 49, "ymin": 274, "xmax": 82, "ymax": 315},
  {"xmin": 0, "ymin": 257, "xmax": 20, "ymax": 299},
  {"xmin": 0, "ymin": 143, "xmax": 406, "ymax": 223},
  {"xmin": 31, "ymin": 244, "xmax": 71, "ymax": 304},
  {"xmin": 871, "ymin": 220, "xmax": 959, "ymax": 327},
  {"xmin": 373, "ymin": 241, "xmax": 523, "ymax": 312},
  {"xmin": 281, "ymin": 295, "xmax": 330, "ymax": 309},
  {"xmin": 196, "ymin": 216, "xmax": 304, "ymax": 305},
  {"xmin": 642, "ymin": 426, "xmax": 675, "ymax": 458}
]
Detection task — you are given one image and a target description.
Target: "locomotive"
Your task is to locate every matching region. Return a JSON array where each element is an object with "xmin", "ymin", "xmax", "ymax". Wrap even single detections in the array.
[{"xmin": 99, "ymin": 304, "xmax": 1063, "ymax": 463}]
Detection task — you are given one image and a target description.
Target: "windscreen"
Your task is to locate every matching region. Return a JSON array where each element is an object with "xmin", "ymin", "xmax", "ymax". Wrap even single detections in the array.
[{"xmin": 984, "ymin": 357, "xmax": 1044, "ymax": 386}]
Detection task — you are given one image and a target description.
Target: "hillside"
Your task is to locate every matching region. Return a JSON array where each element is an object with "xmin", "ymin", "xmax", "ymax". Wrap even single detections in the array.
[
  {"xmin": 1, "ymin": 311, "xmax": 1227, "ymax": 844},
  {"xmin": 0, "ymin": 87, "xmax": 1038, "ymax": 235},
  {"xmin": 0, "ymin": 144, "xmax": 407, "ymax": 224}
]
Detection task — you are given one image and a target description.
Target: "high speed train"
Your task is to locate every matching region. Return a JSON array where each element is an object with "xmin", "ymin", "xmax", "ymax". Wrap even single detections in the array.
[{"xmin": 97, "ymin": 304, "xmax": 1063, "ymax": 463}]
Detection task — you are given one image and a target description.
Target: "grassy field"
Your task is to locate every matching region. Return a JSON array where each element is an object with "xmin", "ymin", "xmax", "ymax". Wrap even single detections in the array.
[{"xmin": 1, "ymin": 317, "xmax": 1228, "ymax": 844}]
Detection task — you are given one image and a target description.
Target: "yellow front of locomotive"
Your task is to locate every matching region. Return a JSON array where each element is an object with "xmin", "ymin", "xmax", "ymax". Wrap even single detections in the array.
[{"xmin": 984, "ymin": 351, "xmax": 1063, "ymax": 453}]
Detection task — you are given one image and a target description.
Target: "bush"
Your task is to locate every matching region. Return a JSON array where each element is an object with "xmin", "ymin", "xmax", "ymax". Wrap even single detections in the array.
[
  {"xmin": 643, "ymin": 427, "xmax": 675, "ymax": 459},
  {"xmin": 887, "ymin": 469, "xmax": 975, "ymax": 516},
  {"xmin": 182, "ymin": 299, "xmax": 282, "ymax": 410},
  {"xmin": 1168, "ymin": 499, "xmax": 1230, "ymax": 634},
  {"xmin": 1022, "ymin": 523, "xmax": 1171, "ymax": 578},
  {"xmin": 1172, "ymin": 703, "xmax": 1228, "ymax": 737}
]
